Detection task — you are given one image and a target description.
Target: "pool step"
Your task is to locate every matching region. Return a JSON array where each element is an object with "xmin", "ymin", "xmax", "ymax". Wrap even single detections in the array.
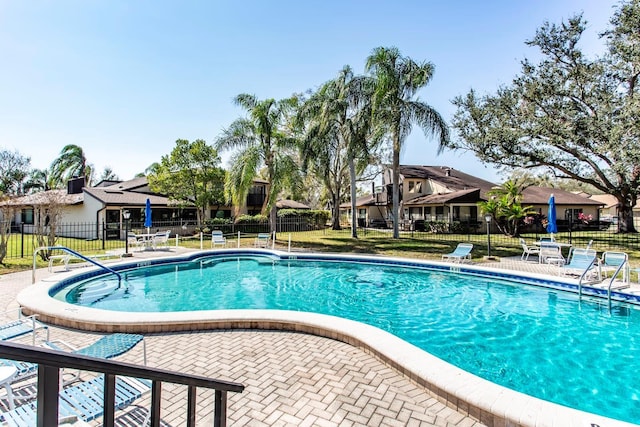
[{"xmin": 75, "ymin": 281, "xmax": 127, "ymax": 305}]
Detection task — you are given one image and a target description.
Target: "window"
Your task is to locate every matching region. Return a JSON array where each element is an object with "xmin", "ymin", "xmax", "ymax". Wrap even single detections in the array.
[
  {"xmin": 565, "ymin": 209, "xmax": 583, "ymax": 221},
  {"xmin": 469, "ymin": 206, "xmax": 478, "ymax": 221},
  {"xmin": 408, "ymin": 181, "xmax": 422, "ymax": 194},
  {"xmin": 21, "ymin": 208, "xmax": 34, "ymax": 225},
  {"xmin": 424, "ymin": 207, "xmax": 431, "ymax": 220},
  {"xmin": 409, "ymin": 207, "xmax": 422, "ymax": 219},
  {"xmin": 211, "ymin": 209, "xmax": 232, "ymax": 219},
  {"xmin": 452, "ymin": 206, "xmax": 461, "ymax": 221},
  {"xmin": 435, "ymin": 206, "xmax": 444, "ymax": 221}
]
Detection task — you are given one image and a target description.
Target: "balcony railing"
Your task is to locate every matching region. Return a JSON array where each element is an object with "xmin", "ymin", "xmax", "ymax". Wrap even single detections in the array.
[{"xmin": 0, "ymin": 341, "xmax": 244, "ymax": 427}]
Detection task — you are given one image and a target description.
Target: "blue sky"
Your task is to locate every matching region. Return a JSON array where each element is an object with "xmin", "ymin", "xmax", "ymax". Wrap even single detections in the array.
[{"xmin": 0, "ymin": 0, "xmax": 618, "ymax": 184}]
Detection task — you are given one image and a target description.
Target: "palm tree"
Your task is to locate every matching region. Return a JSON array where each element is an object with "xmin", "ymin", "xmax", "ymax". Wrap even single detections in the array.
[
  {"xmin": 480, "ymin": 179, "xmax": 535, "ymax": 237},
  {"xmin": 297, "ymin": 66, "xmax": 376, "ymax": 236},
  {"xmin": 98, "ymin": 167, "xmax": 119, "ymax": 182},
  {"xmin": 216, "ymin": 94, "xmax": 299, "ymax": 232},
  {"xmin": 23, "ymin": 168, "xmax": 55, "ymax": 193},
  {"xmin": 366, "ymin": 47, "xmax": 450, "ymax": 238},
  {"xmin": 50, "ymin": 144, "xmax": 92, "ymax": 187}
]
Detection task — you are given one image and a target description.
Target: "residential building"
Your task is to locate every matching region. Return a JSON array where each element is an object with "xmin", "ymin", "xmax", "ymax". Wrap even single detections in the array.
[
  {"xmin": 341, "ymin": 165, "xmax": 604, "ymax": 232},
  {"xmin": 342, "ymin": 165, "xmax": 496, "ymax": 231},
  {"xmin": 3, "ymin": 177, "xmax": 274, "ymax": 239}
]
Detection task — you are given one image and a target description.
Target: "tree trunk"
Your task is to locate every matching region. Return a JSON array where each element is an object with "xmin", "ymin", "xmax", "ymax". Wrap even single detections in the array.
[
  {"xmin": 331, "ymin": 190, "xmax": 341, "ymax": 230},
  {"xmin": 349, "ymin": 157, "xmax": 358, "ymax": 238},
  {"xmin": 392, "ymin": 138, "xmax": 401, "ymax": 239},
  {"xmin": 0, "ymin": 208, "xmax": 13, "ymax": 264},
  {"xmin": 196, "ymin": 208, "xmax": 203, "ymax": 228},
  {"xmin": 619, "ymin": 204, "xmax": 637, "ymax": 233},
  {"xmin": 269, "ymin": 205, "xmax": 277, "ymax": 235}
]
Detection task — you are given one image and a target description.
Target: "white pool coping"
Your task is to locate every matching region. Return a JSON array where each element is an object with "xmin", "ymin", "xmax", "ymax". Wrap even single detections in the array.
[{"xmin": 17, "ymin": 249, "xmax": 637, "ymax": 427}]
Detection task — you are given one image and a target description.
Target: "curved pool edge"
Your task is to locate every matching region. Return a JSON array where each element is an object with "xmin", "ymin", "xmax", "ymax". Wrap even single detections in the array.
[{"xmin": 18, "ymin": 249, "xmax": 637, "ymax": 427}]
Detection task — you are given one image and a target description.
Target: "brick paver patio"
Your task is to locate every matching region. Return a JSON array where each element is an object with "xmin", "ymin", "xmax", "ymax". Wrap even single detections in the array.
[{"xmin": 0, "ymin": 259, "xmax": 486, "ymax": 426}]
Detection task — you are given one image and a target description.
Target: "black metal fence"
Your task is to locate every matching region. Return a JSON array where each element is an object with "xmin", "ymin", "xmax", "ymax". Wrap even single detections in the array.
[{"xmin": 3, "ymin": 217, "xmax": 639, "ymax": 260}]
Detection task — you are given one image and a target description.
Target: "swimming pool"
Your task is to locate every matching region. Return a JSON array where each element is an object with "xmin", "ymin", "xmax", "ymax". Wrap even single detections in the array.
[{"xmin": 43, "ymin": 252, "xmax": 640, "ymax": 425}]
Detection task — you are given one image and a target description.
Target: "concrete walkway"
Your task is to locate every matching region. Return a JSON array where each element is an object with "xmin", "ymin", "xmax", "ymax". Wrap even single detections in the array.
[{"xmin": 1, "ymin": 252, "xmax": 486, "ymax": 427}]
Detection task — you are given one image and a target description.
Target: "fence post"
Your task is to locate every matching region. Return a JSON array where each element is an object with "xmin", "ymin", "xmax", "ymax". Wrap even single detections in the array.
[
  {"xmin": 237, "ymin": 231, "xmax": 240, "ymax": 248},
  {"xmin": 21, "ymin": 223, "xmax": 24, "ymax": 258},
  {"xmin": 101, "ymin": 221, "xmax": 106, "ymax": 250}
]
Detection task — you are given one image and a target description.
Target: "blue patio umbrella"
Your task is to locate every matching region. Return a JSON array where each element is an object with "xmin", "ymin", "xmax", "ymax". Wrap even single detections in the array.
[
  {"xmin": 144, "ymin": 198, "xmax": 152, "ymax": 234},
  {"xmin": 547, "ymin": 194, "xmax": 558, "ymax": 235}
]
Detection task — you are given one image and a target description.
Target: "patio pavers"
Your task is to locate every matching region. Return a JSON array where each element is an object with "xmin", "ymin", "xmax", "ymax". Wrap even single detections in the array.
[{"xmin": 0, "ymin": 255, "xmax": 486, "ymax": 427}]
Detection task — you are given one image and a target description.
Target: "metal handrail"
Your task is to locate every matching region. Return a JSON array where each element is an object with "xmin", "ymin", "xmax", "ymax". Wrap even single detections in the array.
[
  {"xmin": 33, "ymin": 246, "xmax": 122, "ymax": 284},
  {"xmin": 577, "ymin": 258, "xmax": 597, "ymax": 299},
  {"xmin": 577, "ymin": 258, "xmax": 627, "ymax": 308},
  {"xmin": 0, "ymin": 341, "xmax": 244, "ymax": 427},
  {"xmin": 606, "ymin": 260, "xmax": 628, "ymax": 310}
]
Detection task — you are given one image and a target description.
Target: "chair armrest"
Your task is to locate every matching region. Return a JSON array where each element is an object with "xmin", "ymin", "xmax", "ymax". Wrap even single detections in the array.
[{"xmin": 43, "ymin": 339, "xmax": 79, "ymax": 352}]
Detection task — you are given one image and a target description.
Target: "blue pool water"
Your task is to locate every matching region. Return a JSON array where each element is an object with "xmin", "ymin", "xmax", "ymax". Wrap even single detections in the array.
[{"xmin": 54, "ymin": 255, "xmax": 640, "ymax": 423}]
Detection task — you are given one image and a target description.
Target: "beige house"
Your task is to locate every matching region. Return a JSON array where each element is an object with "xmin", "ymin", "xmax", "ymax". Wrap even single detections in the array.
[
  {"xmin": 341, "ymin": 165, "xmax": 496, "ymax": 231},
  {"xmin": 3, "ymin": 177, "xmax": 274, "ymax": 239},
  {"xmin": 587, "ymin": 193, "xmax": 640, "ymax": 228},
  {"xmin": 341, "ymin": 165, "xmax": 604, "ymax": 232},
  {"xmin": 520, "ymin": 187, "xmax": 603, "ymax": 230}
]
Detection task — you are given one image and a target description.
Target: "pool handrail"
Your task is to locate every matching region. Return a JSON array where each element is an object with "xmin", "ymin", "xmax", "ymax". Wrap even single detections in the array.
[
  {"xmin": 33, "ymin": 246, "xmax": 122, "ymax": 284},
  {"xmin": 606, "ymin": 259, "xmax": 628, "ymax": 310}
]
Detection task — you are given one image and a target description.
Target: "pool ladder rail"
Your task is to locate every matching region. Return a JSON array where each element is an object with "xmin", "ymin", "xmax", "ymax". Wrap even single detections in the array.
[
  {"xmin": 577, "ymin": 257, "xmax": 627, "ymax": 310},
  {"xmin": 33, "ymin": 246, "xmax": 122, "ymax": 284}
]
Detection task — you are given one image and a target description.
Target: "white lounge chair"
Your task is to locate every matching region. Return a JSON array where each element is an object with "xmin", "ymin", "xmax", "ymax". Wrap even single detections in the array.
[
  {"xmin": 519, "ymin": 238, "xmax": 540, "ymax": 261},
  {"xmin": 560, "ymin": 248, "xmax": 599, "ymax": 280},
  {"xmin": 151, "ymin": 231, "xmax": 171, "ymax": 250},
  {"xmin": 600, "ymin": 251, "xmax": 629, "ymax": 284},
  {"xmin": 442, "ymin": 243, "xmax": 473, "ymax": 263},
  {"xmin": 127, "ymin": 232, "xmax": 145, "ymax": 252},
  {"xmin": 254, "ymin": 233, "xmax": 270, "ymax": 248},
  {"xmin": 539, "ymin": 242, "xmax": 564, "ymax": 266},
  {"xmin": 47, "ymin": 254, "xmax": 71, "ymax": 272},
  {"xmin": 211, "ymin": 230, "xmax": 227, "ymax": 248}
]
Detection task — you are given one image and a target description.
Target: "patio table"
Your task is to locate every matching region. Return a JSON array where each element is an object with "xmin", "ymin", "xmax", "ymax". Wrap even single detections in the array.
[{"xmin": 533, "ymin": 241, "xmax": 573, "ymax": 257}]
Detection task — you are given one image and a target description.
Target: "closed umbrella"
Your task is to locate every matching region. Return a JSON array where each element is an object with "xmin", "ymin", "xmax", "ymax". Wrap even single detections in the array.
[
  {"xmin": 547, "ymin": 194, "xmax": 558, "ymax": 237},
  {"xmin": 144, "ymin": 198, "xmax": 152, "ymax": 234}
]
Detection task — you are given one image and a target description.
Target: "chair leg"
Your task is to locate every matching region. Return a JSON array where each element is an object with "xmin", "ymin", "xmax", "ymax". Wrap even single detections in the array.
[{"xmin": 3, "ymin": 382, "xmax": 14, "ymax": 409}]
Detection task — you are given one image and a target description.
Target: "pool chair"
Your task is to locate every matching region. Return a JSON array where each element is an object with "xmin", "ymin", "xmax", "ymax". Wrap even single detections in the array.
[
  {"xmin": 127, "ymin": 232, "xmax": 145, "ymax": 252},
  {"xmin": 538, "ymin": 242, "xmax": 564, "ymax": 266},
  {"xmin": 600, "ymin": 251, "xmax": 630, "ymax": 285},
  {"xmin": 0, "ymin": 312, "xmax": 49, "ymax": 346},
  {"xmin": 560, "ymin": 248, "xmax": 599, "ymax": 280},
  {"xmin": 151, "ymin": 230, "xmax": 171, "ymax": 250},
  {"xmin": 211, "ymin": 230, "xmax": 227, "ymax": 248},
  {"xmin": 441, "ymin": 243, "xmax": 473, "ymax": 263},
  {"xmin": 0, "ymin": 333, "xmax": 146, "ymax": 412},
  {"xmin": 519, "ymin": 238, "xmax": 540, "ymax": 261},
  {"xmin": 1, "ymin": 375, "xmax": 152, "ymax": 426},
  {"xmin": 47, "ymin": 254, "xmax": 71, "ymax": 272},
  {"xmin": 254, "ymin": 233, "xmax": 271, "ymax": 248},
  {"xmin": 44, "ymin": 333, "xmax": 146, "ymax": 385},
  {"xmin": 45, "ymin": 333, "xmax": 146, "ymax": 365}
]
